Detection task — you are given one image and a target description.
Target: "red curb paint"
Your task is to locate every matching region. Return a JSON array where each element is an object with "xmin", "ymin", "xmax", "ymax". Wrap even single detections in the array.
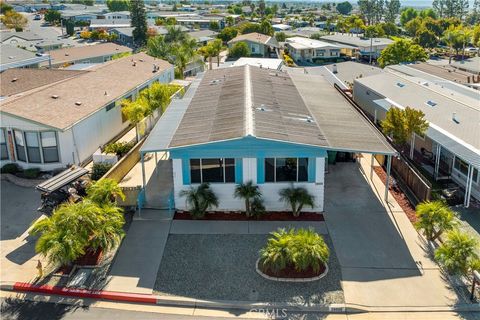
[{"xmin": 13, "ymin": 282, "xmax": 157, "ymax": 304}]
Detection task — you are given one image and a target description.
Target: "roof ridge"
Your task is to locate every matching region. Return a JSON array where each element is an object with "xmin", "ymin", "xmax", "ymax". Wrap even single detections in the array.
[{"xmin": 244, "ymin": 65, "xmax": 255, "ymax": 137}]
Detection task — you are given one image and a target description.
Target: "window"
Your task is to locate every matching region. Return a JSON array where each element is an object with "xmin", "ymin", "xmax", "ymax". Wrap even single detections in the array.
[
  {"xmin": 0, "ymin": 129, "xmax": 8, "ymax": 160},
  {"xmin": 190, "ymin": 158, "xmax": 235, "ymax": 183},
  {"xmin": 316, "ymin": 49, "xmax": 325, "ymax": 57},
  {"xmin": 14, "ymin": 130, "xmax": 26, "ymax": 162},
  {"xmin": 265, "ymin": 158, "xmax": 309, "ymax": 182},
  {"xmin": 105, "ymin": 102, "xmax": 115, "ymax": 111},
  {"xmin": 454, "ymin": 157, "xmax": 478, "ymax": 182},
  {"xmin": 41, "ymin": 131, "xmax": 59, "ymax": 163},
  {"xmin": 25, "ymin": 132, "xmax": 41, "ymax": 163}
]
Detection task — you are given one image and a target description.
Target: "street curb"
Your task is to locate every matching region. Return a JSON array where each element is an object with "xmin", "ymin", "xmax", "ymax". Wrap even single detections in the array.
[{"xmin": 2, "ymin": 282, "xmax": 480, "ymax": 313}]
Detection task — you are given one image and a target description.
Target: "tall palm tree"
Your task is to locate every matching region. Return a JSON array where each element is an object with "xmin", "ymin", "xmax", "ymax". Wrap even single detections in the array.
[
  {"xmin": 234, "ymin": 181, "xmax": 262, "ymax": 217},
  {"xmin": 279, "ymin": 186, "xmax": 315, "ymax": 217},
  {"xmin": 86, "ymin": 178, "xmax": 125, "ymax": 205},
  {"xmin": 179, "ymin": 183, "xmax": 218, "ymax": 218}
]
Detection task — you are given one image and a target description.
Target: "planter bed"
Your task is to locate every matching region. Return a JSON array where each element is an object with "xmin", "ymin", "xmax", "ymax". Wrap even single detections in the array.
[
  {"xmin": 174, "ymin": 211, "xmax": 324, "ymax": 221},
  {"xmin": 256, "ymin": 259, "xmax": 328, "ymax": 282},
  {"xmin": 373, "ymin": 166, "xmax": 417, "ymax": 223}
]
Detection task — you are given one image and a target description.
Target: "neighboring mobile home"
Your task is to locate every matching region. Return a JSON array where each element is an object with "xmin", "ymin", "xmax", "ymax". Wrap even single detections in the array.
[
  {"xmin": 353, "ymin": 64, "xmax": 480, "ymax": 207},
  {"xmin": 228, "ymin": 32, "xmax": 279, "ymax": 58},
  {"xmin": 0, "ymin": 53, "xmax": 173, "ymax": 171},
  {"xmin": 285, "ymin": 37, "xmax": 341, "ymax": 63},
  {"xmin": 139, "ymin": 66, "xmax": 395, "ymax": 211}
]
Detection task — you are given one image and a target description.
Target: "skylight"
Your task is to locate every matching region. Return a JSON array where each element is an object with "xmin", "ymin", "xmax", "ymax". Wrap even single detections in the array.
[
  {"xmin": 426, "ymin": 100, "xmax": 437, "ymax": 107},
  {"xmin": 396, "ymin": 82, "xmax": 405, "ymax": 88}
]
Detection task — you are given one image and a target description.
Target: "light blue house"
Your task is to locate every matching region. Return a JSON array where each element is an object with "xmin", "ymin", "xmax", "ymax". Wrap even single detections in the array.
[{"xmin": 140, "ymin": 65, "xmax": 396, "ymax": 212}]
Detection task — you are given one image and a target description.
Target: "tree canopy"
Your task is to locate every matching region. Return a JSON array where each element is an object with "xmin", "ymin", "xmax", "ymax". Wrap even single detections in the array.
[
  {"xmin": 130, "ymin": 0, "xmax": 147, "ymax": 46},
  {"xmin": 107, "ymin": 0, "xmax": 129, "ymax": 12},
  {"xmin": 1, "ymin": 10, "xmax": 28, "ymax": 31},
  {"xmin": 228, "ymin": 41, "xmax": 250, "ymax": 58},
  {"xmin": 336, "ymin": 1, "xmax": 353, "ymax": 15},
  {"xmin": 378, "ymin": 39, "xmax": 428, "ymax": 68},
  {"xmin": 381, "ymin": 106, "xmax": 429, "ymax": 146}
]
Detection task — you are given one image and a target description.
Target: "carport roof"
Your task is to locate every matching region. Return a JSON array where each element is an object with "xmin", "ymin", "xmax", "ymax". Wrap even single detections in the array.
[{"xmin": 141, "ymin": 66, "xmax": 396, "ymax": 155}]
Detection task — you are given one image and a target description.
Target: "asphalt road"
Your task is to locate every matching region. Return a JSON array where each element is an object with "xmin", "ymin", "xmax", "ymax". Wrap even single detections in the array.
[{"xmin": 0, "ymin": 298, "xmax": 254, "ymax": 320}]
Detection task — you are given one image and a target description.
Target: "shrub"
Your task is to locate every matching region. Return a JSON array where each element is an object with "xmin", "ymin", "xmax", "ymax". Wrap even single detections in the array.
[
  {"xmin": 1, "ymin": 163, "xmax": 21, "ymax": 174},
  {"xmin": 282, "ymin": 53, "xmax": 294, "ymax": 66},
  {"xmin": 104, "ymin": 141, "xmax": 134, "ymax": 158},
  {"xmin": 86, "ymin": 178, "xmax": 125, "ymax": 205},
  {"xmin": 91, "ymin": 162, "xmax": 113, "ymax": 181},
  {"xmin": 24, "ymin": 168, "xmax": 41, "ymax": 179},
  {"xmin": 260, "ymin": 228, "xmax": 329, "ymax": 274},
  {"xmin": 233, "ymin": 181, "xmax": 262, "ymax": 218},
  {"xmin": 228, "ymin": 42, "xmax": 250, "ymax": 58}
]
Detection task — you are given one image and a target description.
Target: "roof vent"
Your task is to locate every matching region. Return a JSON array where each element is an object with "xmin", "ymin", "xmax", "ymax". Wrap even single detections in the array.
[
  {"xmin": 51, "ymin": 95, "xmax": 59, "ymax": 99},
  {"xmin": 132, "ymin": 61, "xmax": 136, "ymax": 66},
  {"xmin": 210, "ymin": 79, "xmax": 221, "ymax": 85},
  {"xmin": 104, "ymin": 91, "xmax": 108, "ymax": 95},
  {"xmin": 65, "ymin": 53, "xmax": 69, "ymax": 56},
  {"xmin": 139, "ymin": 59, "xmax": 144, "ymax": 62},
  {"xmin": 452, "ymin": 112, "xmax": 459, "ymax": 123},
  {"xmin": 75, "ymin": 101, "xmax": 82, "ymax": 106},
  {"xmin": 8, "ymin": 56, "xmax": 15, "ymax": 60},
  {"xmin": 11, "ymin": 77, "xmax": 18, "ymax": 82}
]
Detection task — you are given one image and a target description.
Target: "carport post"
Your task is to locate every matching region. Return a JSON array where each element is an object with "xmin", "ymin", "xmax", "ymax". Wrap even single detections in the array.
[
  {"xmin": 154, "ymin": 152, "xmax": 158, "ymax": 175},
  {"xmin": 370, "ymin": 154, "xmax": 375, "ymax": 180},
  {"xmin": 384, "ymin": 155, "xmax": 392, "ymax": 202},
  {"xmin": 141, "ymin": 152, "xmax": 146, "ymax": 189},
  {"xmin": 434, "ymin": 144, "xmax": 441, "ymax": 180},
  {"xmin": 464, "ymin": 164, "xmax": 473, "ymax": 208}
]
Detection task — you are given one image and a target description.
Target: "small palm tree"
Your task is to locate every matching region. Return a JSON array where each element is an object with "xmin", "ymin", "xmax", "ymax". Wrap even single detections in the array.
[
  {"xmin": 435, "ymin": 230, "xmax": 479, "ymax": 276},
  {"xmin": 279, "ymin": 186, "xmax": 315, "ymax": 217},
  {"xmin": 260, "ymin": 228, "xmax": 329, "ymax": 274},
  {"xmin": 415, "ymin": 200, "xmax": 456, "ymax": 241},
  {"xmin": 234, "ymin": 181, "xmax": 262, "ymax": 217},
  {"xmin": 86, "ymin": 178, "xmax": 125, "ymax": 205},
  {"xmin": 30, "ymin": 199, "xmax": 125, "ymax": 266},
  {"xmin": 179, "ymin": 183, "xmax": 219, "ymax": 218}
]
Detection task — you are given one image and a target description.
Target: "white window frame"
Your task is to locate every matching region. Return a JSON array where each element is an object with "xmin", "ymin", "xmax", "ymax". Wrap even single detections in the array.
[{"xmin": 453, "ymin": 156, "xmax": 479, "ymax": 185}]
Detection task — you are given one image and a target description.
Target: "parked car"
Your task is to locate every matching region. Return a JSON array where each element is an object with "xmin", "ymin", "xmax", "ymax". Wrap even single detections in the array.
[
  {"xmin": 465, "ymin": 47, "xmax": 478, "ymax": 53},
  {"xmin": 34, "ymin": 14, "xmax": 41, "ymax": 20}
]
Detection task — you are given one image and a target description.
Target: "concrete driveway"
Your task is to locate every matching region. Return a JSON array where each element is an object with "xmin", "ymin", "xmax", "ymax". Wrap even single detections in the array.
[
  {"xmin": 323, "ymin": 160, "xmax": 459, "ymax": 308},
  {"xmin": 0, "ymin": 181, "xmax": 47, "ymax": 283}
]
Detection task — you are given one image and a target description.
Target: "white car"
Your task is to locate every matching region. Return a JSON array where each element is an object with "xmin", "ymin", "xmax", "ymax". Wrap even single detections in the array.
[{"xmin": 465, "ymin": 47, "xmax": 478, "ymax": 53}]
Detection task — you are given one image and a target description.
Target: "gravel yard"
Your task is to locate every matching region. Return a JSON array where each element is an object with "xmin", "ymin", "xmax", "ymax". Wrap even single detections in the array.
[{"xmin": 154, "ymin": 234, "xmax": 344, "ymax": 305}]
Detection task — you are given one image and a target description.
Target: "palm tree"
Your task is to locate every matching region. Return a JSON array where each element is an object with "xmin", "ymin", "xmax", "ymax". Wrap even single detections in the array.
[
  {"xmin": 234, "ymin": 181, "xmax": 262, "ymax": 217},
  {"xmin": 86, "ymin": 178, "xmax": 125, "ymax": 205},
  {"xmin": 179, "ymin": 183, "xmax": 218, "ymax": 218},
  {"xmin": 164, "ymin": 25, "xmax": 187, "ymax": 43},
  {"xmin": 210, "ymin": 39, "xmax": 223, "ymax": 67},
  {"xmin": 30, "ymin": 200, "xmax": 125, "ymax": 266},
  {"xmin": 415, "ymin": 201, "xmax": 456, "ymax": 241},
  {"xmin": 435, "ymin": 230, "xmax": 479, "ymax": 276},
  {"xmin": 279, "ymin": 186, "xmax": 315, "ymax": 217}
]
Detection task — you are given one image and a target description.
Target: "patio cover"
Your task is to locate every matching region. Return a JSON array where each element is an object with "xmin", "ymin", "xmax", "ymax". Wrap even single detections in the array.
[{"xmin": 36, "ymin": 166, "xmax": 89, "ymax": 192}]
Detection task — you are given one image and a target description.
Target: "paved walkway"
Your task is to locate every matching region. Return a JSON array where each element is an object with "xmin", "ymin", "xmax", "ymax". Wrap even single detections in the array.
[
  {"xmin": 324, "ymin": 156, "xmax": 458, "ymax": 308},
  {"xmin": 105, "ymin": 210, "xmax": 173, "ymax": 294},
  {"xmin": 170, "ymin": 220, "xmax": 327, "ymax": 234}
]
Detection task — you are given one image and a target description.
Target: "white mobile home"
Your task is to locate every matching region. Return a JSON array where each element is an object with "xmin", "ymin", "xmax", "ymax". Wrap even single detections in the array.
[{"xmin": 0, "ymin": 53, "xmax": 173, "ymax": 171}]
